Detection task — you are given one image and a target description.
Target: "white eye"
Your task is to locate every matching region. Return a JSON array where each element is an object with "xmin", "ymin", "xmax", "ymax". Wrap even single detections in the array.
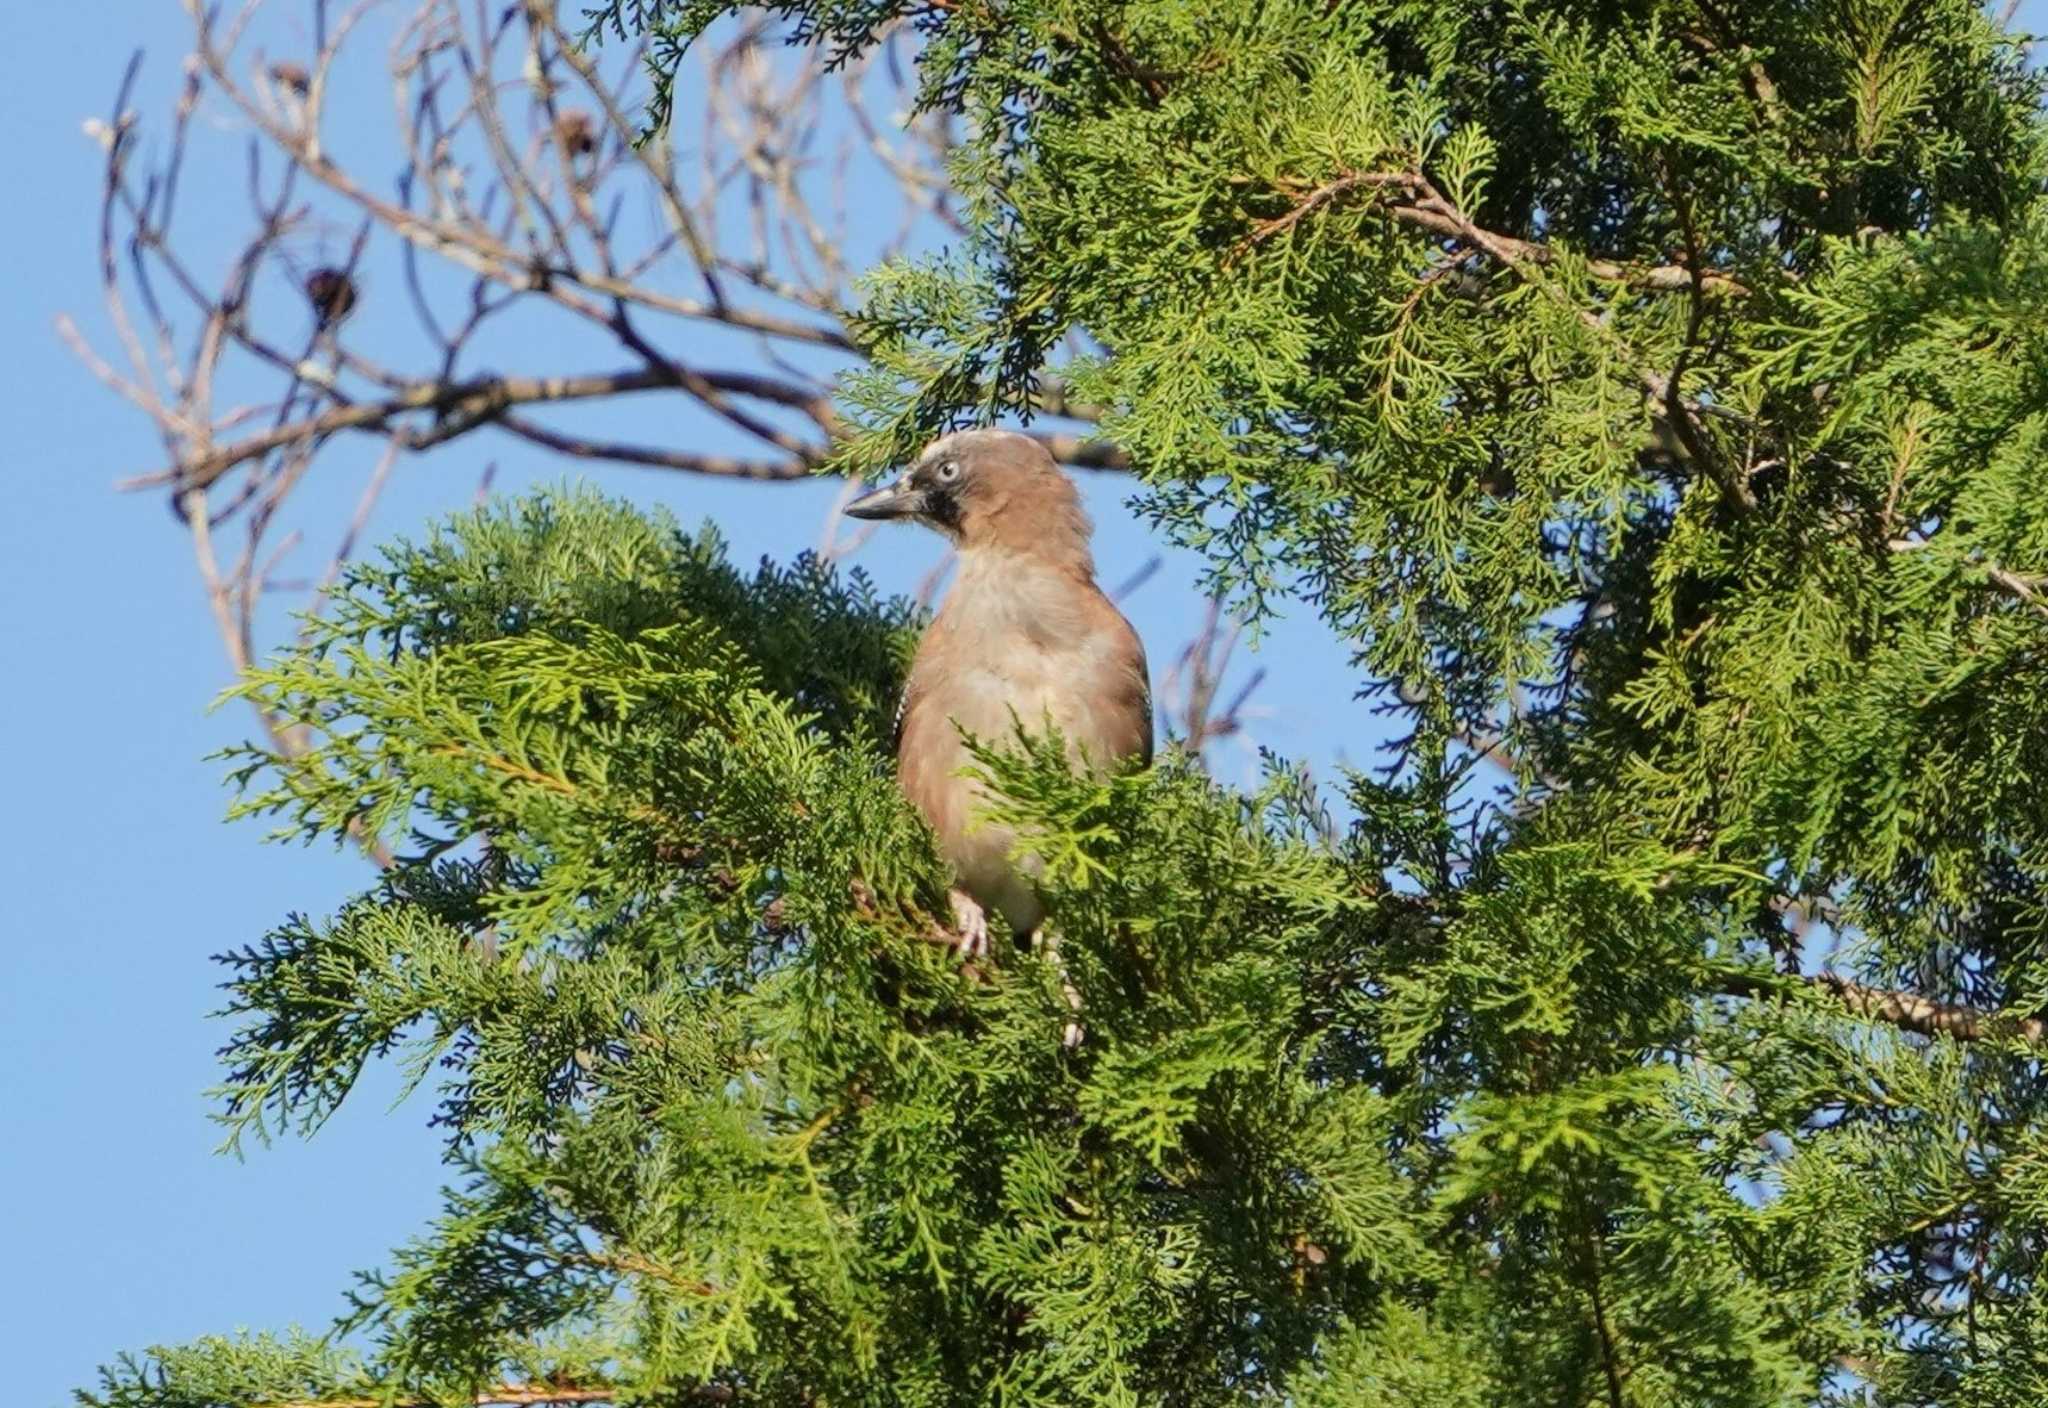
[{"xmin": 936, "ymin": 460, "xmax": 961, "ymax": 482}]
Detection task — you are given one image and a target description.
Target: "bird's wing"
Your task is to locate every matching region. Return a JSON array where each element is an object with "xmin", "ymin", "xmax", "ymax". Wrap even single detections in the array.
[
  {"xmin": 1095, "ymin": 593, "xmax": 1153, "ymax": 768},
  {"xmin": 1090, "ymin": 599, "xmax": 1153, "ymax": 769},
  {"xmin": 1136, "ymin": 645, "xmax": 1155, "ymax": 767},
  {"xmin": 1139, "ymin": 672, "xmax": 1155, "ymax": 766}
]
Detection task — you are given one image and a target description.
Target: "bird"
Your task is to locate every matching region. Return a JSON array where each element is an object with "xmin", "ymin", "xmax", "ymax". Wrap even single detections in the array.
[{"xmin": 846, "ymin": 428, "xmax": 1152, "ymax": 988}]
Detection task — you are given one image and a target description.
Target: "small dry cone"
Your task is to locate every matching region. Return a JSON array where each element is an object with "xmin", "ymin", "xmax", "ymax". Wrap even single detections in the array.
[
  {"xmin": 554, "ymin": 109, "xmax": 597, "ymax": 158},
  {"xmin": 304, "ymin": 267, "xmax": 359, "ymax": 329}
]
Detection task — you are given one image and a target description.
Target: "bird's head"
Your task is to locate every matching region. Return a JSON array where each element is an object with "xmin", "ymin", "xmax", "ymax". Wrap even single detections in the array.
[{"xmin": 845, "ymin": 429, "xmax": 1092, "ymax": 568}]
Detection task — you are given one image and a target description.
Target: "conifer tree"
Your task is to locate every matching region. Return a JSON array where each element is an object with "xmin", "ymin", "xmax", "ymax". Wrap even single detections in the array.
[{"xmin": 81, "ymin": 2, "xmax": 2048, "ymax": 1404}]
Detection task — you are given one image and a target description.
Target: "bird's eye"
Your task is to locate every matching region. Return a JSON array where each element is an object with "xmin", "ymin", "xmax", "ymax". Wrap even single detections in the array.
[{"xmin": 936, "ymin": 460, "xmax": 961, "ymax": 482}]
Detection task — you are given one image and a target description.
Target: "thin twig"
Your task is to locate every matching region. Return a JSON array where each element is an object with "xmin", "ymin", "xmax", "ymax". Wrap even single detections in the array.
[{"xmin": 1242, "ymin": 168, "xmax": 1752, "ymax": 297}]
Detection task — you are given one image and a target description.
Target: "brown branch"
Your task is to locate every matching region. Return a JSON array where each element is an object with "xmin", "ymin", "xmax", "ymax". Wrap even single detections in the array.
[
  {"xmin": 1681, "ymin": 10, "xmax": 1784, "ymax": 130},
  {"xmin": 1085, "ymin": 17, "xmax": 1170, "ymax": 105},
  {"xmin": 187, "ymin": 5, "xmax": 851, "ymax": 350},
  {"xmin": 263, "ymin": 1391, "xmax": 620, "ymax": 1408},
  {"xmin": 1244, "ymin": 169, "xmax": 1751, "ymax": 297},
  {"xmin": 496, "ymin": 414, "xmax": 811, "ymax": 480},
  {"xmin": 1241, "ymin": 167, "xmax": 1758, "ymax": 509},
  {"xmin": 145, "ymin": 377, "xmax": 1127, "ymax": 492},
  {"xmin": 1986, "ymin": 565, "xmax": 2048, "ymax": 622},
  {"xmin": 1399, "ymin": 170, "xmax": 1756, "ymax": 513},
  {"xmin": 1160, "ymin": 597, "xmax": 1268, "ymax": 760},
  {"xmin": 145, "ymin": 365, "xmax": 831, "ymax": 491},
  {"xmin": 1718, "ymin": 969, "xmax": 2046, "ymax": 1044},
  {"xmin": 1032, "ymin": 432, "xmax": 1130, "ymax": 471},
  {"xmin": 1242, "ymin": 170, "xmax": 1417, "ymax": 251},
  {"xmin": 256, "ymin": 1385, "xmax": 732, "ymax": 1408},
  {"xmin": 1033, "ymin": 374, "xmax": 1102, "ymax": 423},
  {"xmin": 536, "ymin": 2, "xmax": 730, "ymax": 312},
  {"xmin": 1389, "ymin": 185, "xmax": 1752, "ymax": 296},
  {"xmin": 1580, "ymin": 1217, "xmax": 1629, "ymax": 1408},
  {"xmin": 1889, "ymin": 537, "xmax": 2048, "ymax": 622}
]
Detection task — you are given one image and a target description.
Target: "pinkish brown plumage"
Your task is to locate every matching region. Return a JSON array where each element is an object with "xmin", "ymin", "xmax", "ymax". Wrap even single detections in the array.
[{"xmin": 847, "ymin": 429, "xmax": 1152, "ymax": 964}]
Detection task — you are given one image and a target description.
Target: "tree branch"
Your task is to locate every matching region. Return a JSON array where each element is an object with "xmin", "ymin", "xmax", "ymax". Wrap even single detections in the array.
[
  {"xmin": 1888, "ymin": 537, "xmax": 2048, "ymax": 621},
  {"xmin": 1034, "ymin": 431, "xmax": 1130, "ymax": 471},
  {"xmin": 133, "ymin": 365, "xmax": 1131, "ymax": 492},
  {"xmin": 1986, "ymin": 564, "xmax": 2048, "ymax": 622},
  {"xmin": 1396, "ymin": 170, "xmax": 1757, "ymax": 512},
  {"xmin": 1718, "ymin": 969, "xmax": 2046, "ymax": 1044},
  {"xmin": 140, "ymin": 365, "xmax": 828, "ymax": 490},
  {"xmin": 257, "ymin": 1385, "xmax": 730, "ymax": 1408},
  {"xmin": 1246, "ymin": 168, "xmax": 1757, "ymax": 514},
  {"xmin": 1246, "ymin": 168, "xmax": 1752, "ymax": 297},
  {"xmin": 495, "ymin": 415, "xmax": 812, "ymax": 480}
]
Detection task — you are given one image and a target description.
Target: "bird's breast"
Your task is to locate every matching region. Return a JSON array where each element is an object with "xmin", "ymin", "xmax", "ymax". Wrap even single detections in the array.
[
  {"xmin": 913, "ymin": 565, "xmax": 1146, "ymax": 768},
  {"xmin": 895, "ymin": 556, "xmax": 1151, "ymax": 933}
]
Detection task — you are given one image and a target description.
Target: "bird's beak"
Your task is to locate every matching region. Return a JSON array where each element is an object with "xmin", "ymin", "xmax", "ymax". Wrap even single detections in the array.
[{"xmin": 844, "ymin": 476, "xmax": 927, "ymax": 521}]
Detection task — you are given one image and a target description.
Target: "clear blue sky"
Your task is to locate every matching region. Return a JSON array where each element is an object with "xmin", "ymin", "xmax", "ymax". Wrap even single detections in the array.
[
  {"xmin": 0, "ymin": 6, "xmax": 1367, "ymax": 1402},
  {"xmin": 5, "ymin": 6, "xmax": 2040, "ymax": 1404}
]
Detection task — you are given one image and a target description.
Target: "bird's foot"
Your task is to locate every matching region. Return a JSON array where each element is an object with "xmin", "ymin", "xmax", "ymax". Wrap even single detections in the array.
[
  {"xmin": 1030, "ymin": 926, "xmax": 1086, "ymax": 1048},
  {"xmin": 949, "ymin": 888, "xmax": 991, "ymax": 960}
]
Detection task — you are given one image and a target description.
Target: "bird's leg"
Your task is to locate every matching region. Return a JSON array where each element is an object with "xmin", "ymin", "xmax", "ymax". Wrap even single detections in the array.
[
  {"xmin": 1031, "ymin": 926, "xmax": 1086, "ymax": 1048},
  {"xmin": 949, "ymin": 887, "xmax": 991, "ymax": 960}
]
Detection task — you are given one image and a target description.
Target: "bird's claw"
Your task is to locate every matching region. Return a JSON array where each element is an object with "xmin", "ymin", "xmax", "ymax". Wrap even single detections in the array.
[
  {"xmin": 1058, "ymin": 980, "xmax": 1086, "ymax": 1048},
  {"xmin": 949, "ymin": 888, "xmax": 990, "ymax": 960},
  {"xmin": 1031, "ymin": 926, "xmax": 1087, "ymax": 1048}
]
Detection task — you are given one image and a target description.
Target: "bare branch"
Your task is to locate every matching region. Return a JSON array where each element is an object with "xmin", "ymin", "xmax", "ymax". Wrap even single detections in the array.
[
  {"xmin": 1719, "ymin": 969, "xmax": 2047, "ymax": 1045},
  {"xmin": 256, "ymin": 1386, "xmax": 732, "ymax": 1408},
  {"xmin": 1243, "ymin": 168, "xmax": 1752, "ymax": 297},
  {"xmin": 127, "ymin": 365, "xmax": 830, "ymax": 492},
  {"xmin": 1986, "ymin": 565, "xmax": 2048, "ymax": 622},
  {"xmin": 497, "ymin": 414, "xmax": 810, "ymax": 480},
  {"xmin": 1888, "ymin": 537, "xmax": 2048, "ymax": 621},
  {"xmin": 1157, "ymin": 597, "xmax": 1269, "ymax": 762},
  {"xmin": 65, "ymin": 0, "xmax": 1262, "ymax": 887}
]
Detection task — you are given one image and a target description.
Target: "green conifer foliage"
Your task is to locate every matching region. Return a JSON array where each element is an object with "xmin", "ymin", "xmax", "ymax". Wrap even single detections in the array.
[{"xmin": 81, "ymin": 2, "xmax": 2048, "ymax": 1403}]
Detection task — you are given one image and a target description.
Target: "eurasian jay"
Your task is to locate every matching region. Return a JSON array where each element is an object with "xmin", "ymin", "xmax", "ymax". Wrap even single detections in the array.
[{"xmin": 847, "ymin": 428, "xmax": 1153, "ymax": 964}]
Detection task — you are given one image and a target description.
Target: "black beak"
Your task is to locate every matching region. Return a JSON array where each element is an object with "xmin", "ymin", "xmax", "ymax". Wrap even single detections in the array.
[{"xmin": 844, "ymin": 479, "xmax": 926, "ymax": 521}]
